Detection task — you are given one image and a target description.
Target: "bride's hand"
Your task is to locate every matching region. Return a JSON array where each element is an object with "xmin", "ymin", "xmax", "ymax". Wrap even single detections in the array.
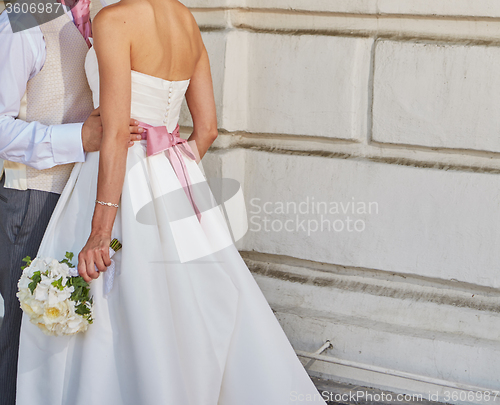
[{"xmin": 78, "ymin": 233, "xmax": 112, "ymax": 282}]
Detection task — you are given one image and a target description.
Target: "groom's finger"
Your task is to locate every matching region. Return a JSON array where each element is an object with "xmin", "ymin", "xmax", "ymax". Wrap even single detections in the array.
[{"xmin": 129, "ymin": 125, "xmax": 144, "ymax": 136}]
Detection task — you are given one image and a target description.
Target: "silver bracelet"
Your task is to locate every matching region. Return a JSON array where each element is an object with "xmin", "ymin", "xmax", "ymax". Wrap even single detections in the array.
[{"xmin": 95, "ymin": 199, "xmax": 119, "ymax": 208}]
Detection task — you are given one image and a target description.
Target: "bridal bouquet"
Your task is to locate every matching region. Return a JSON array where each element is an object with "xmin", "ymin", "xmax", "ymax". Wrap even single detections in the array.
[{"xmin": 17, "ymin": 239, "xmax": 122, "ymax": 336}]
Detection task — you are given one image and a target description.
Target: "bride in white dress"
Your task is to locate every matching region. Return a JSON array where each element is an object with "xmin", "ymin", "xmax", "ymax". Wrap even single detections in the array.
[{"xmin": 16, "ymin": 0, "xmax": 327, "ymax": 404}]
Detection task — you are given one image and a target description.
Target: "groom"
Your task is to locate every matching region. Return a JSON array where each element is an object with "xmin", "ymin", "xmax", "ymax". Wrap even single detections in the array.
[{"xmin": 0, "ymin": 1, "xmax": 141, "ymax": 403}]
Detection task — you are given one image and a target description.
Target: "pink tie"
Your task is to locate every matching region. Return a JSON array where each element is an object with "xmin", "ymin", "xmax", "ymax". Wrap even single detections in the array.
[
  {"xmin": 60, "ymin": 0, "xmax": 92, "ymax": 48},
  {"xmin": 139, "ymin": 122, "xmax": 202, "ymax": 222}
]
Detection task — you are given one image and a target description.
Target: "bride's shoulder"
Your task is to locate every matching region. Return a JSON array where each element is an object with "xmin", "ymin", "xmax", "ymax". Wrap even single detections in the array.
[
  {"xmin": 92, "ymin": 2, "xmax": 130, "ymax": 28},
  {"xmin": 92, "ymin": 0, "xmax": 147, "ymax": 25},
  {"xmin": 91, "ymin": 0, "xmax": 145, "ymax": 42}
]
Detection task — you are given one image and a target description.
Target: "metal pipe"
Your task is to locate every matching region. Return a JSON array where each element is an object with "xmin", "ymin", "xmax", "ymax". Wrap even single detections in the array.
[
  {"xmin": 296, "ymin": 348, "xmax": 493, "ymax": 393},
  {"xmin": 304, "ymin": 340, "xmax": 332, "ymax": 370}
]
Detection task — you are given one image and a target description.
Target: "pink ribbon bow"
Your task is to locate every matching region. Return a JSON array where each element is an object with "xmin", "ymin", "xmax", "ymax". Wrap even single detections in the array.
[{"xmin": 139, "ymin": 122, "xmax": 202, "ymax": 222}]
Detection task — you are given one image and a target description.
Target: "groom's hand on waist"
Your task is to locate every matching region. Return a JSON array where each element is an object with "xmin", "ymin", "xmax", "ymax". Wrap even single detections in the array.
[{"xmin": 81, "ymin": 107, "xmax": 145, "ymax": 152}]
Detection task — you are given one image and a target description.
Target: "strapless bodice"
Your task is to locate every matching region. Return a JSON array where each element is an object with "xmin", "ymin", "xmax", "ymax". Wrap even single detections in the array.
[{"xmin": 84, "ymin": 43, "xmax": 190, "ymax": 133}]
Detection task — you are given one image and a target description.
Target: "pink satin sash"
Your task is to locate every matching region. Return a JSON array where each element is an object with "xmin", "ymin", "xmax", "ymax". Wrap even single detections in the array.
[{"xmin": 139, "ymin": 122, "xmax": 202, "ymax": 222}]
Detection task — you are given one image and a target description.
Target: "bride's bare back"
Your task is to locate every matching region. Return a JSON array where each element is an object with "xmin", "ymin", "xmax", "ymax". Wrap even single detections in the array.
[{"xmin": 119, "ymin": 0, "xmax": 203, "ymax": 81}]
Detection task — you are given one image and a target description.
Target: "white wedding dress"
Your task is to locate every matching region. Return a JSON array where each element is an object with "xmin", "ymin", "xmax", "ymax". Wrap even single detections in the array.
[{"xmin": 16, "ymin": 45, "xmax": 326, "ymax": 405}]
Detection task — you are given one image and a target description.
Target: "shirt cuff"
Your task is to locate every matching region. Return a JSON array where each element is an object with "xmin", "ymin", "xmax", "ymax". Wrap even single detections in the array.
[{"xmin": 51, "ymin": 123, "xmax": 86, "ymax": 164}]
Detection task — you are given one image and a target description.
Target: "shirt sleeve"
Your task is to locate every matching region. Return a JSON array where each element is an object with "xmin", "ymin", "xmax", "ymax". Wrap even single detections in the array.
[{"xmin": 0, "ymin": 13, "xmax": 86, "ymax": 171}]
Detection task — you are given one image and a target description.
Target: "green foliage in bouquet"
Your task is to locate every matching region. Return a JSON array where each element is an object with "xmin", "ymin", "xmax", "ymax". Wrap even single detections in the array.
[
  {"xmin": 21, "ymin": 256, "xmax": 32, "ymax": 270},
  {"xmin": 28, "ymin": 272, "xmax": 41, "ymax": 295},
  {"xmin": 20, "ymin": 257, "xmax": 41, "ymax": 295},
  {"xmin": 67, "ymin": 276, "xmax": 93, "ymax": 323},
  {"xmin": 60, "ymin": 251, "xmax": 75, "ymax": 268}
]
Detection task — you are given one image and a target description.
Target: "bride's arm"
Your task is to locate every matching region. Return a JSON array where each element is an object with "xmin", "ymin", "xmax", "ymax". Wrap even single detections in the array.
[
  {"xmin": 78, "ymin": 7, "xmax": 132, "ymax": 282},
  {"xmin": 186, "ymin": 47, "xmax": 218, "ymax": 159}
]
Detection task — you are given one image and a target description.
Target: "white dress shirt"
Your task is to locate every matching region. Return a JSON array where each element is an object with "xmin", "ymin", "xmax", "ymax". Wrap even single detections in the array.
[{"xmin": 0, "ymin": 8, "xmax": 86, "ymax": 174}]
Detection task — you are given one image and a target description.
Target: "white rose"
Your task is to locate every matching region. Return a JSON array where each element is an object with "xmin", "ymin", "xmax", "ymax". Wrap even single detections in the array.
[
  {"xmin": 42, "ymin": 301, "xmax": 70, "ymax": 326},
  {"xmin": 31, "ymin": 300, "xmax": 45, "ymax": 316}
]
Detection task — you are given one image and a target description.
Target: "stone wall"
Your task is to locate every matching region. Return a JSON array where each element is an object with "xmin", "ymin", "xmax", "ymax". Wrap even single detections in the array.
[{"xmin": 181, "ymin": 1, "xmax": 500, "ymax": 403}]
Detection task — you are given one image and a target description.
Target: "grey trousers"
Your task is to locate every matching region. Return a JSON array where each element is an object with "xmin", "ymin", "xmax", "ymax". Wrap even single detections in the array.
[{"xmin": 0, "ymin": 177, "xmax": 59, "ymax": 405}]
